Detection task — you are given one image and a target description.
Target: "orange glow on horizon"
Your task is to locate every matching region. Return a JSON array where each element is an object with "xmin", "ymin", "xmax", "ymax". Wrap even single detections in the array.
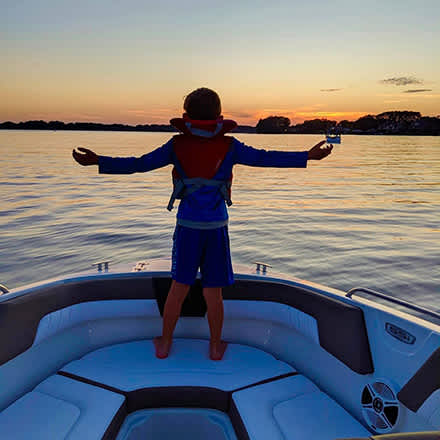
[
  {"xmin": 224, "ymin": 110, "xmax": 370, "ymax": 126},
  {"xmin": 291, "ymin": 111, "xmax": 369, "ymax": 123}
]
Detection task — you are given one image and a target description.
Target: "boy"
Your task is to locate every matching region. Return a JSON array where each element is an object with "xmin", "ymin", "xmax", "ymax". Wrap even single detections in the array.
[{"xmin": 72, "ymin": 87, "xmax": 332, "ymax": 360}]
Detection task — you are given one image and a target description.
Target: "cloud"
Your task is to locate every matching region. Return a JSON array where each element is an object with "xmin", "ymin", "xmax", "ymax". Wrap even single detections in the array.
[
  {"xmin": 380, "ymin": 76, "xmax": 422, "ymax": 86},
  {"xmin": 293, "ymin": 111, "xmax": 367, "ymax": 122},
  {"xmin": 320, "ymin": 88, "xmax": 342, "ymax": 92},
  {"xmin": 403, "ymin": 89, "xmax": 433, "ymax": 93},
  {"xmin": 224, "ymin": 110, "xmax": 255, "ymax": 119},
  {"xmin": 26, "ymin": 112, "xmax": 106, "ymax": 122},
  {"xmin": 126, "ymin": 109, "xmax": 149, "ymax": 115}
]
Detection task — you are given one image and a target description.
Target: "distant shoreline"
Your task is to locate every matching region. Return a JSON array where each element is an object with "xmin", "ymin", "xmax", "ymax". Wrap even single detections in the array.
[
  {"xmin": 1, "ymin": 128, "xmax": 439, "ymax": 136},
  {"xmin": 1, "ymin": 110, "xmax": 439, "ymax": 135},
  {"xmin": 0, "ymin": 121, "xmax": 256, "ymax": 134}
]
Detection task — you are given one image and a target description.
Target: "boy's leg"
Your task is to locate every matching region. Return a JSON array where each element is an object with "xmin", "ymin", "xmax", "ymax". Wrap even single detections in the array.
[
  {"xmin": 203, "ymin": 287, "xmax": 228, "ymax": 361},
  {"xmin": 155, "ymin": 225, "xmax": 201, "ymax": 358},
  {"xmin": 200, "ymin": 226, "xmax": 234, "ymax": 361},
  {"xmin": 154, "ymin": 280, "xmax": 190, "ymax": 359}
]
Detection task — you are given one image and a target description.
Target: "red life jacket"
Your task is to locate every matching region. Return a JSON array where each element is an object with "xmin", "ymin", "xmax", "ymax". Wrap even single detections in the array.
[
  {"xmin": 170, "ymin": 115, "xmax": 237, "ymax": 179},
  {"xmin": 167, "ymin": 115, "xmax": 237, "ymax": 211}
]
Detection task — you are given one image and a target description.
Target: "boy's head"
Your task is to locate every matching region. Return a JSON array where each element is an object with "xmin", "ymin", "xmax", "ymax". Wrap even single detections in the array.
[{"xmin": 184, "ymin": 88, "xmax": 221, "ymax": 120}]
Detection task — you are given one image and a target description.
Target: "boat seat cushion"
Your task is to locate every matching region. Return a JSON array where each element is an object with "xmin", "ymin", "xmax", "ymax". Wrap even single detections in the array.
[
  {"xmin": 60, "ymin": 339, "xmax": 295, "ymax": 391},
  {"xmin": 233, "ymin": 375, "xmax": 371, "ymax": 440},
  {"xmin": 0, "ymin": 374, "xmax": 124, "ymax": 440}
]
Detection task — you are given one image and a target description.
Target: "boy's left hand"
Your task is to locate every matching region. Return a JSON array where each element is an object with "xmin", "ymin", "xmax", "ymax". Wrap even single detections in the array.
[
  {"xmin": 308, "ymin": 141, "xmax": 333, "ymax": 160},
  {"xmin": 72, "ymin": 147, "xmax": 99, "ymax": 166}
]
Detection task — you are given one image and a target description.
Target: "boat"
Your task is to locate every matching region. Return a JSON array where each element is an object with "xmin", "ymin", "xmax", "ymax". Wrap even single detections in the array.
[
  {"xmin": 326, "ymin": 134, "xmax": 341, "ymax": 144},
  {"xmin": 0, "ymin": 259, "xmax": 439, "ymax": 439}
]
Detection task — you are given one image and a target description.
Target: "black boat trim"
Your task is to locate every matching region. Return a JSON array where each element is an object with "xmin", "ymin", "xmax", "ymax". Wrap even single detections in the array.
[
  {"xmin": 231, "ymin": 372, "xmax": 298, "ymax": 393},
  {"xmin": 102, "ymin": 400, "xmax": 127, "ymax": 440},
  {"xmin": 397, "ymin": 347, "xmax": 440, "ymax": 412}
]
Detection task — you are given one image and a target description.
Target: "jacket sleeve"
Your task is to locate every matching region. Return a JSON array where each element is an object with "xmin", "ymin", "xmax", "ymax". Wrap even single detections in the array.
[
  {"xmin": 232, "ymin": 138, "xmax": 308, "ymax": 168},
  {"xmin": 98, "ymin": 138, "xmax": 174, "ymax": 174}
]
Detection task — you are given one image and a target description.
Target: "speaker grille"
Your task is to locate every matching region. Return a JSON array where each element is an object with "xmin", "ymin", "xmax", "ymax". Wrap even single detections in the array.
[{"xmin": 361, "ymin": 381, "xmax": 399, "ymax": 433}]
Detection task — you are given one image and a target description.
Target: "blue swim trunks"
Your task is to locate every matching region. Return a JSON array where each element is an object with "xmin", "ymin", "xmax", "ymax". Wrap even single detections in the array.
[{"xmin": 171, "ymin": 225, "xmax": 234, "ymax": 287}]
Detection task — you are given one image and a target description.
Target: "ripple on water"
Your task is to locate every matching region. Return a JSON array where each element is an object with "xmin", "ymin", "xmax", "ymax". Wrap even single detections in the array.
[{"xmin": 0, "ymin": 132, "xmax": 439, "ymax": 313}]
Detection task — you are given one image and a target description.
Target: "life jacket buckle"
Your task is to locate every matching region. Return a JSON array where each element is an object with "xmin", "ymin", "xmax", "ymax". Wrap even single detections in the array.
[{"xmin": 167, "ymin": 179, "xmax": 185, "ymax": 211}]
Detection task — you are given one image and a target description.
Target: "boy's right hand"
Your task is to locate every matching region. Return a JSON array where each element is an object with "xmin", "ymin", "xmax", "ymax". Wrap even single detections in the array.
[
  {"xmin": 72, "ymin": 147, "xmax": 99, "ymax": 166},
  {"xmin": 307, "ymin": 141, "xmax": 333, "ymax": 160}
]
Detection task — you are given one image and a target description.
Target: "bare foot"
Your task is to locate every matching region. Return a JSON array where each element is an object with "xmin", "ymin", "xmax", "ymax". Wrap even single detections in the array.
[
  {"xmin": 154, "ymin": 337, "xmax": 172, "ymax": 359},
  {"xmin": 210, "ymin": 341, "xmax": 228, "ymax": 361}
]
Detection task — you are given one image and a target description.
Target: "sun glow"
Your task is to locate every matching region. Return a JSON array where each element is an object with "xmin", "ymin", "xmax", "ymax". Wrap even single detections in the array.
[{"xmin": 1, "ymin": 1, "xmax": 439, "ymax": 126}]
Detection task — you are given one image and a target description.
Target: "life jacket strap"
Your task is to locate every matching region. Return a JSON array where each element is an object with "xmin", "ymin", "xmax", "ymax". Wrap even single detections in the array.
[
  {"xmin": 167, "ymin": 179, "xmax": 185, "ymax": 211},
  {"xmin": 167, "ymin": 178, "xmax": 232, "ymax": 211},
  {"xmin": 219, "ymin": 181, "xmax": 233, "ymax": 207}
]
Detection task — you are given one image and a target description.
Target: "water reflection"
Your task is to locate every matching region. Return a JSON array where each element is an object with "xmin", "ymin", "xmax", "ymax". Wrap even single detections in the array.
[{"xmin": 0, "ymin": 131, "xmax": 439, "ymax": 310}]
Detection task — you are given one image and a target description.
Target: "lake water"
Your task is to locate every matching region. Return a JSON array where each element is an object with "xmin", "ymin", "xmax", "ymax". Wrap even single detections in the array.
[{"xmin": 0, "ymin": 131, "xmax": 439, "ymax": 311}]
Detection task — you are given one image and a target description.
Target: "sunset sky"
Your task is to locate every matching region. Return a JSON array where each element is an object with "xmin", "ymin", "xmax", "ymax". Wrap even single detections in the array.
[{"xmin": 2, "ymin": 0, "xmax": 439, "ymax": 125}]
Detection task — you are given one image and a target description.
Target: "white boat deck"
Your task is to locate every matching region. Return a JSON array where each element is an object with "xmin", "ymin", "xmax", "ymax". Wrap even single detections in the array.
[
  {"xmin": 60, "ymin": 339, "xmax": 294, "ymax": 391},
  {"xmin": 0, "ymin": 339, "xmax": 371, "ymax": 439}
]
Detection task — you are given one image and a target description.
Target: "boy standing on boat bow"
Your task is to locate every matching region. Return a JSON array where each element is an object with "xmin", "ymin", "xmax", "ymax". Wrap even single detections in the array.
[{"xmin": 72, "ymin": 88, "xmax": 332, "ymax": 360}]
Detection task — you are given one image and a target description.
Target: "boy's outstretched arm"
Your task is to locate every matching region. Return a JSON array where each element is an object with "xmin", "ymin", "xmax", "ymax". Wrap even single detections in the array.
[
  {"xmin": 72, "ymin": 139, "xmax": 174, "ymax": 174},
  {"xmin": 233, "ymin": 139, "xmax": 332, "ymax": 167}
]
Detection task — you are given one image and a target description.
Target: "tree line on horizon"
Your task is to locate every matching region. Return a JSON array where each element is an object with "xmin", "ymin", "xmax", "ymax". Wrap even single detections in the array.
[
  {"xmin": 256, "ymin": 111, "xmax": 440, "ymax": 135},
  {"xmin": 1, "ymin": 111, "xmax": 439, "ymax": 135}
]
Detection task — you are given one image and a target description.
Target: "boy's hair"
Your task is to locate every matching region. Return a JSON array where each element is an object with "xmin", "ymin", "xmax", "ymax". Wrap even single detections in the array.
[{"xmin": 184, "ymin": 88, "xmax": 221, "ymax": 120}]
